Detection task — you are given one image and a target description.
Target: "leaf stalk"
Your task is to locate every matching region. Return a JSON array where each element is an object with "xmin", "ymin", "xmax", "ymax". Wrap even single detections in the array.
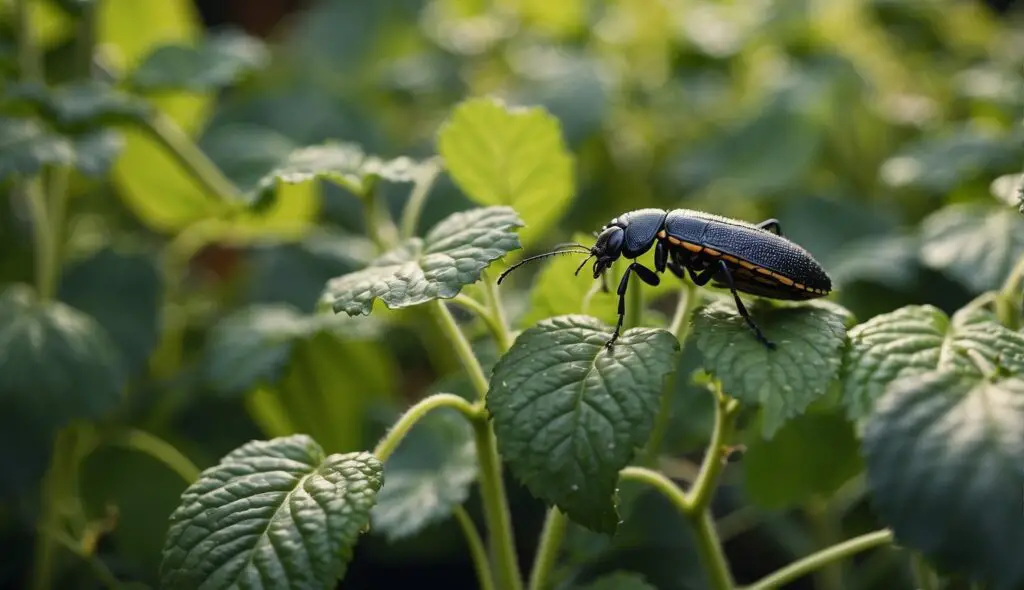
[
  {"xmin": 527, "ymin": 508, "xmax": 568, "ymax": 590},
  {"xmin": 372, "ymin": 393, "xmax": 480, "ymax": 462},
  {"xmin": 742, "ymin": 529, "xmax": 894, "ymax": 590}
]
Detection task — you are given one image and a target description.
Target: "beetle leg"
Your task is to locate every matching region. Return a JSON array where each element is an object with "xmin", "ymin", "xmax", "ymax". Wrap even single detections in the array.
[
  {"xmin": 654, "ymin": 240, "xmax": 668, "ymax": 273},
  {"xmin": 757, "ymin": 218, "xmax": 782, "ymax": 236},
  {"xmin": 713, "ymin": 260, "xmax": 776, "ymax": 350},
  {"xmin": 666, "ymin": 260, "xmax": 686, "ymax": 279},
  {"xmin": 607, "ymin": 262, "xmax": 660, "ymax": 348},
  {"xmin": 686, "ymin": 263, "xmax": 717, "ymax": 286}
]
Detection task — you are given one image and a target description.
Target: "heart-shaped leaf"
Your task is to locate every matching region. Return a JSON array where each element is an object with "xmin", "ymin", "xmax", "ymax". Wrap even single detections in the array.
[
  {"xmin": 693, "ymin": 299, "xmax": 849, "ymax": 437},
  {"xmin": 0, "ymin": 284, "xmax": 125, "ymax": 429},
  {"xmin": 919, "ymin": 203, "xmax": 1024, "ymax": 293},
  {"xmin": 160, "ymin": 435, "xmax": 383, "ymax": 590},
  {"xmin": 863, "ymin": 370, "xmax": 1024, "ymax": 589},
  {"xmin": 324, "ymin": 206, "xmax": 523, "ymax": 316},
  {"xmin": 842, "ymin": 304, "xmax": 1024, "ymax": 419},
  {"xmin": 487, "ymin": 315, "xmax": 680, "ymax": 533},
  {"xmin": 371, "ymin": 407, "xmax": 477, "ymax": 541},
  {"xmin": 438, "ymin": 97, "xmax": 574, "ymax": 246}
]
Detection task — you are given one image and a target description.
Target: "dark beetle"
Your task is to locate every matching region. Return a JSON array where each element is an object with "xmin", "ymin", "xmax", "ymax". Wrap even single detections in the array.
[{"xmin": 498, "ymin": 207, "xmax": 832, "ymax": 349}]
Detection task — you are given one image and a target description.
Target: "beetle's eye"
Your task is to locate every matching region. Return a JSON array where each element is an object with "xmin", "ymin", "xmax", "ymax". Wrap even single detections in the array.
[{"xmin": 605, "ymin": 228, "xmax": 624, "ymax": 253}]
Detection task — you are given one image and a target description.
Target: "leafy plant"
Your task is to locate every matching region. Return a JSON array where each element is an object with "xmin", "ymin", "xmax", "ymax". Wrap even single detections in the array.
[{"xmin": 3, "ymin": 1, "xmax": 1024, "ymax": 590}]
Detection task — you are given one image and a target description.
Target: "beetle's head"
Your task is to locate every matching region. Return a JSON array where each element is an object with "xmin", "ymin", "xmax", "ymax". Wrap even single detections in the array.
[{"xmin": 586, "ymin": 225, "xmax": 625, "ymax": 278}]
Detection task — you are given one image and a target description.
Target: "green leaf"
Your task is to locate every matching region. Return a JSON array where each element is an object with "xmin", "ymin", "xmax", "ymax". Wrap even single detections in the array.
[
  {"xmin": 200, "ymin": 124, "xmax": 299, "ymax": 195},
  {"xmin": 59, "ymin": 246, "xmax": 163, "ymax": 377},
  {"xmin": 203, "ymin": 304, "xmax": 383, "ymax": 398},
  {"xmin": 862, "ymin": 371, "xmax": 1024, "ymax": 589},
  {"xmin": 371, "ymin": 407, "xmax": 477, "ymax": 541},
  {"xmin": 519, "ymin": 232, "xmax": 618, "ymax": 328},
  {"xmin": 842, "ymin": 304, "xmax": 1024, "ymax": 420},
  {"xmin": 130, "ymin": 29, "xmax": 269, "ymax": 93},
  {"xmin": 3, "ymin": 81, "xmax": 149, "ymax": 127},
  {"xmin": 578, "ymin": 571, "xmax": 656, "ymax": 590},
  {"xmin": 325, "ymin": 206, "xmax": 523, "ymax": 316},
  {"xmin": 741, "ymin": 409, "xmax": 862, "ymax": 509},
  {"xmin": 880, "ymin": 126, "xmax": 1024, "ymax": 193},
  {"xmin": 693, "ymin": 299, "xmax": 849, "ymax": 437},
  {"xmin": 160, "ymin": 435, "xmax": 383, "ymax": 590},
  {"xmin": 919, "ymin": 203, "xmax": 1024, "ymax": 293},
  {"xmin": 486, "ymin": 315, "xmax": 680, "ymax": 534},
  {"xmin": 0, "ymin": 284, "xmax": 125, "ymax": 429},
  {"xmin": 0, "ymin": 118, "xmax": 122, "ymax": 180},
  {"xmin": 254, "ymin": 142, "xmax": 425, "ymax": 205},
  {"xmin": 438, "ymin": 97, "xmax": 574, "ymax": 246}
]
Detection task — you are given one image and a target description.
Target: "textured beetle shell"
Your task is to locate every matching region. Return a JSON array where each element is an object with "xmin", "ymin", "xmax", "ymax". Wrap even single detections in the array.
[
  {"xmin": 664, "ymin": 209, "xmax": 832, "ymax": 293},
  {"xmin": 615, "ymin": 208, "xmax": 667, "ymax": 258}
]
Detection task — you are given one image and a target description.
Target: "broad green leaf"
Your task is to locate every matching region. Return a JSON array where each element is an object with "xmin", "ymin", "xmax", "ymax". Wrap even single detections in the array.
[
  {"xmin": 828, "ymin": 233, "xmax": 920, "ymax": 290},
  {"xmin": 130, "ymin": 29, "xmax": 269, "ymax": 93},
  {"xmin": 325, "ymin": 206, "xmax": 523, "ymax": 316},
  {"xmin": 741, "ymin": 409, "xmax": 862, "ymax": 509},
  {"xmin": 880, "ymin": 126, "xmax": 1024, "ymax": 193},
  {"xmin": 99, "ymin": 0, "xmax": 222, "ymax": 232},
  {"xmin": 0, "ymin": 284, "xmax": 125, "ymax": 429},
  {"xmin": 862, "ymin": 371, "xmax": 1024, "ymax": 589},
  {"xmin": 579, "ymin": 571, "xmax": 656, "ymax": 590},
  {"xmin": 520, "ymin": 233, "xmax": 618, "ymax": 328},
  {"xmin": 486, "ymin": 315, "xmax": 680, "ymax": 533},
  {"xmin": 438, "ymin": 97, "xmax": 574, "ymax": 246},
  {"xmin": 58, "ymin": 247, "xmax": 162, "ymax": 377},
  {"xmin": 919, "ymin": 203, "xmax": 1024, "ymax": 293},
  {"xmin": 842, "ymin": 304, "xmax": 1024, "ymax": 419},
  {"xmin": 693, "ymin": 299, "xmax": 849, "ymax": 437},
  {"xmin": 160, "ymin": 435, "xmax": 383, "ymax": 590},
  {"xmin": 3, "ymin": 81, "xmax": 149, "ymax": 127},
  {"xmin": 203, "ymin": 304, "xmax": 384, "ymax": 398},
  {"xmin": 0, "ymin": 118, "xmax": 122, "ymax": 179},
  {"xmin": 254, "ymin": 142, "xmax": 424, "ymax": 204},
  {"xmin": 371, "ymin": 407, "xmax": 477, "ymax": 541}
]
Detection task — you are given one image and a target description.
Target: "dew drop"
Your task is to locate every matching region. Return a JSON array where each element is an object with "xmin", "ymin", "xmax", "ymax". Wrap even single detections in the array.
[{"xmin": 571, "ymin": 484, "xmax": 578, "ymax": 492}]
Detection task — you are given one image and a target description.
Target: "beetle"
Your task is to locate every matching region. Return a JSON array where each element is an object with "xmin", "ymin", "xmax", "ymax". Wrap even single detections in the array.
[{"xmin": 497, "ymin": 207, "xmax": 832, "ymax": 349}]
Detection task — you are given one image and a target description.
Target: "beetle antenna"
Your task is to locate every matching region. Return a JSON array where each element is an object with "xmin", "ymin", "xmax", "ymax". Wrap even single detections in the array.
[
  {"xmin": 497, "ymin": 247, "xmax": 591, "ymax": 284},
  {"xmin": 574, "ymin": 254, "xmax": 595, "ymax": 276}
]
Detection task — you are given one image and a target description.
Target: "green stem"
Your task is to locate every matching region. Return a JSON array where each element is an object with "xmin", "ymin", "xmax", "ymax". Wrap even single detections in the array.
[
  {"xmin": 997, "ymin": 253, "xmax": 1024, "ymax": 329},
  {"xmin": 472, "ymin": 417, "xmax": 525, "ymax": 590},
  {"xmin": 527, "ymin": 508, "xmax": 568, "ymax": 590},
  {"xmin": 687, "ymin": 393, "xmax": 740, "ymax": 513},
  {"xmin": 373, "ymin": 393, "xmax": 480, "ymax": 461},
  {"xmin": 806, "ymin": 498, "xmax": 844, "ymax": 590},
  {"xmin": 452, "ymin": 294, "xmax": 508, "ymax": 350},
  {"xmin": 32, "ymin": 427, "xmax": 83, "ymax": 590},
  {"xmin": 44, "ymin": 527, "xmax": 123, "ymax": 590},
  {"xmin": 454, "ymin": 506, "xmax": 497, "ymax": 590},
  {"xmin": 619, "ymin": 466, "xmax": 692, "ymax": 514},
  {"xmin": 107, "ymin": 429, "xmax": 201, "ymax": 484},
  {"xmin": 364, "ymin": 185, "xmax": 400, "ymax": 250},
  {"xmin": 910, "ymin": 553, "xmax": 939, "ymax": 590},
  {"xmin": 693, "ymin": 510, "xmax": 736, "ymax": 590},
  {"xmin": 481, "ymin": 270, "xmax": 515, "ymax": 352},
  {"xmin": 142, "ymin": 112, "xmax": 242, "ymax": 206},
  {"xmin": 742, "ymin": 529, "xmax": 894, "ymax": 590},
  {"xmin": 432, "ymin": 301, "xmax": 491, "ymax": 400},
  {"xmin": 399, "ymin": 158, "xmax": 442, "ymax": 240},
  {"xmin": 15, "ymin": 0, "xmax": 40, "ymax": 81},
  {"xmin": 25, "ymin": 180, "xmax": 54, "ymax": 300},
  {"xmin": 74, "ymin": 0, "xmax": 97, "ymax": 76}
]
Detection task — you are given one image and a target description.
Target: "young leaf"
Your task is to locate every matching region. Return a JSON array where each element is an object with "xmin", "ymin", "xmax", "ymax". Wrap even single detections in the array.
[
  {"xmin": 693, "ymin": 299, "xmax": 849, "ymax": 437},
  {"xmin": 438, "ymin": 97, "xmax": 574, "ymax": 246},
  {"xmin": 371, "ymin": 407, "xmax": 477, "ymax": 541},
  {"xmin": 842, "ymin": 304, "xmax": 1024, "ymax": 419},
  {"xmin": 486, "ymin": 315, "xmax": 680, "ymax": 534},
  {"xmin": 863, "ymin": 371, "xmax": 1024, "ymax": 589},
  {"xmin": 325, "ymin": 206, "xmax": 523, "ymax": 316},
  {"xmin": 579, "ymin": 571, "xmax": 656, "ymax": 590},
  {"xmin": 203, "ymin": 303, "xmax": 383, "ymax": 398},
  {"xmin": 160, "ymin": 435, "xmax": 383, "ymax": 590},
  {"xmin": 0, "ymin": 118, "xmax": 122, "ymax": 180},
  {"xmin": 0, "ymin": 284, "xmax": 125, "ymax": 429},
  {"xmin": 130, "ymin": 29, "xmax": 269, "ymax": 93},
  {"xmin": 741, "ymin": 409, "xmax": 862, "ymax": 509},
  {"xmin": 253, "ymin": 142, "xmax": 424, "ymax": 205},
  {"xmin": 919, "ymin": 203, "xmax": 1024, "ymax": 293}
]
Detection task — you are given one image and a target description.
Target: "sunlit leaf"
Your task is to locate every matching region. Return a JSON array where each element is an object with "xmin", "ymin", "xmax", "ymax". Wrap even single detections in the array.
[
  {"xmin": 919, "ymin": 203, "xmax": 1024, "ymax": 293},
  {"xmin": 160, "ymin": 436, "xmax": 383, "ymax": 589},
  {"xmin": 487, "ymin": 315, "xmax": 680, "ymax": 533}
]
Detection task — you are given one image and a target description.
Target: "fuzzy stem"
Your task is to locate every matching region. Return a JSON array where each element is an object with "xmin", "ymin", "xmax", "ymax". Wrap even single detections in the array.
[
  {"xmin": 399, "ymin": 158, "xmax": 442, "ymax": 239},
  {"xmin": 693, "ymin": 510, "xmax": 736, "ymax": 590},
  {"xmin": 373, "ymin": 393, "xmax": 480, "ymax": 461},
  {"xmin": 472, "ymin": 418, "xmax": 524, "ymax": 590},
  {"xmin": 742, "ymin": 530, "xmax": 894, "ymax": 590},
  {"xmin": 454, "ymin": 506, "xmax": 497, "ymax": 590},
  {"xmin": 107, "ymin": 429, "xmax": 201, "ymax": 484},
  {"xmin": 527, "ymin": 509, "xmax": 568, "ymax": 590},
  {"xmin": 687, "ymin": 393, "xmax": 740, "ymax": 513},
  {"xmin": 432, "ymin": 301, "xmax": 491, "ymax": 399},
  {"xmin": 452, "ymin": 294, "xmax": 508, "ymax": 350},
  {"xmin": 142, "ymin": 112, "xmax": 242, "ymax": 207}
]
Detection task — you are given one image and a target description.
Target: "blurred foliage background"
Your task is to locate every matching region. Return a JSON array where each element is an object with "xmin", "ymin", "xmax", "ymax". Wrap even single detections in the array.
[{"xmin": 1, "ymin": 0, "xmax": 1023, "ymax": 588}]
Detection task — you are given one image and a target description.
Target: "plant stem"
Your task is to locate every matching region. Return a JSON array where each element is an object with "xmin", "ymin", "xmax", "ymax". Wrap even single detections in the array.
[
  {"xmin": 806, "ymin": 498, "xmax": 844, "ymax": 590},
  {"xmin": 910, "ymin": 553, "xmax": 939, "ymax": 590},
  {"xmin": 452, "ymin": 294, "xmax": 508, "ymax": 350},
  {"xmin": 687, "ymin": 393, "xmax": 740, "ymax": 513},
  {"xmin": 742, "ymin": 529, "xmax": 894, "ymax": 590},
  {"xmin": 107, "ymin": 428, "xmax": 201, "ymax": 483},
  {"xmin": 669, "ymin": 283, "xmax": 699, "ymax": 341},
  {"xmin": 142, "ymin": 112, "xmax": 242, "ymax": 206},
  {"xmin": 432, "ymin": 301, "xmax": 491, "ymax": 400},
  {"xmin": 528, "ymin": 508, "xmax": 568, "ymax": 590},
  {"xmin": 472, "ymin": 417, "xmax": 524, "ymax": 590},
  {"xmin": 481, "ymin": 270, "xmax": 515, "ymax": 352},
  {"xmin": 454, "ymin": 506, "xmax": 497, "ymax": 590},
  {"xmin": 619, "ymin": 466, "xmax": 692, "ymax": 513},
  {"xmin": 15, "ymin": 0, "xmax": 40, "ymax": 81},
  {"xmin": 997, "ymin": 253, "xmax": 1024, "ymax": 329},
  {"xmin": 373, "ymin": 393, "xmax": 480, "ymax": 461},
  {"xmin": 45, "ymin": 527, "xmax": 124, "ymax": 590},
  {"xmin": 399, "ymin": 158, "xmax": 442, "ymax": 239},
  {"xmin": 74, "ymin": 0, "xmax": 97, "ymax": 76},
  {"xmin": 693, "ymin": 510, "xmax": 736, "ymax": 590},
  {"xmin": 25, "ymin": 181, "xmax": 54, "ymax": 300},
  {"xmin": 32, "ymin": 427, "xmax": 83, "ymax": 590}
]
